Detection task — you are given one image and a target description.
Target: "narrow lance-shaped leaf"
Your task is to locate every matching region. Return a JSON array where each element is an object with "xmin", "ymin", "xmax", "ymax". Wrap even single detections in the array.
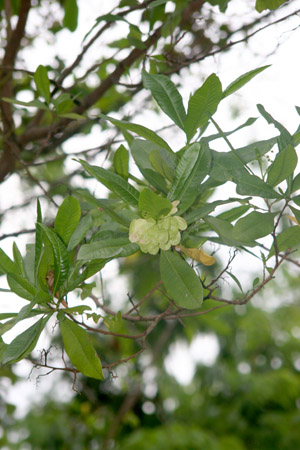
[
  {"xmin": 63, "ymin": 0, "xmax": 78, "ymax": 31},
  {"xmin": 7, "ymin": 273, "xmax": 37, "ymax": 301},
  {"xmin": 2, "ymin": 316, "xmax": 49, "ymax": 364},
  {"xmin": 60, "ymin": 316, "xmax": 104, "ymax": 380},
  {"xmin": 267, "ymin": 144, "xmax": 298, "ymax": 187},
  {"xmin": 99, "ymin": 113, "xmax": 173, "ymax": 152},
  {"xmin": 0, "ymin": 248, "xmax": 18, "ymax": 275},
  {"xmin": 34, "ymin": 65, "xmax": 50, "ymax": 104},
  {"xmin": 168, "ymin": 143, "xmax": 211, "ymax": 213},
  {"xmin": 160, "ymin": 250, "xmax": 203, "ymax": 309},
  {"xmin": 222, "ymin": 66, "xmax": 270, "ymax": 98},
  {"xmin": 12, "ymin": 242, "xmax": 26, "ymax": 277},
  {"xmin": 37, "ymin": 224, "xmax": 70, "ymax": 294},
  {"xmin": 67, "ymin": 213, "xmax": 94, "ymax": 251},
  {"xmin": 113, "ymin": 145, "xmax": 129, "ymax": 179},
  {"xmin": 78, "ymin": 237, "xmax": 139, "ymax": 260},
  {"xmin": 34, "ymin": 199, "xmax": 43, "ymax": 285},
  {"xmin": 142, "ymin": 70, "xmax": 186, "ymax": 130},
  {"xmin": 54, "ymin": 196, "xmax": 81, "ymax": 246},
  {"xmin": 80, "ymin": 160, "xmax": 140, "ymax": 207},
  {"xmin": 257, "ymin": 104, "xmax": 293, "ymax": 150},
  {"xmin": 184, "ymin": 74, "xmax": 222, "ymax": 142}
]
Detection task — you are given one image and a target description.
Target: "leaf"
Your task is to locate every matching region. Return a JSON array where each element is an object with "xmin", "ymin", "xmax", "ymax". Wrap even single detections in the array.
[
  {"xmin": 142, "ymin": 70, "xmax": 186, "ymax": 130},
  {"xmin": 256, "ymin": 0, "xmax": 286, "ymax": 12},
  {"xmin": 168, "ymin": 143, "xmax": 211, "ymax": 213},
  {"xmin": 2, "ymin": 317, "xmax": 48, "ymax": 364},
  {"xmin": 60, "ymin": 317, "xmax": 104, "ymax": 380},
  {"xmin": 131, "ymin": 139, "xmax": 176, "ymax": 193},
  {"xmin": 292, "ymin": 173, "xmax": 300, "ymax": 193},
  {"xmin": 2, "ymin": 97, "xmax": 49, "ymax": 110},
  {"xmin": 54, "ymin": 196, "xmax": 81, "ymax": 245},
  {"xmin": 37, "ymin": 224, "xmax": 70, "ymax": 294},
  {"xmin": 184, "ymin": 74, "xmax": 222, "ymax": 142},
  {"xmin": 269, "ymin": 226, "xmax": 300, "ymax": 257},
  {"xmin": 267, "ymin": 145, "xmax": 298, "ymax": 187},
  {"xmin": 148, "ymin": 150, "xmax": 174, "ymax": 182},
  {"xmin": 34, "ymin": 65, "xmax": 51, "ymax": 104},
  {"xmin": 226, "ymin": 271, "xmax": 243, "ymax": 292},
  {"xmin": 67, "ymin": 213, "xmax": 94, "ymax": 251},
  {"xmin": 179, "ymin": 246, "xmax": 216, "ymax": 266},
  {"xmin": 80, "ymin": 160, "xmax": 139, "ymax": 207},
  {"xmin": 183, "ymin": 198, "xmax": 240, "ymax": 225},
  {"xmin": 0, "ymin": 248, "xmax": 18, "ymax": 275},
  {"xmin": 233, "ymin": 212, "xmax": 276, "ymax": 242},
  {"xmin": 78, "ymin": 237, "xmax": 139, "ymax": 260},
  {"xmin": 7, "ymin": 273, "xmax": 37, "ymax": 301},
  {"xmin": 149, "ymin": 0, "xmax": 168, "ymax": 7},
  {"xmin": 113, "ymin": 145, "xmax": 129, "ymax": 179},
  {"xmin": 34, "ymin": 199, "xmax": 43, "ymax": 285},
  {"xmin": 138, "ymin": 189, "xmax": 172, "ymax": 219},
  {"xmin": 257, "ymin": 104, "xmax": 293, "ymax": 150},
  {"xmin": 204, "ymin": 216, "xmax": 256, "ymax": 247},
  {"xmin": 235, "ymin": 170, "xmax": 281, "ymax": 199},
  {"xmin": 63, "ymin": 0, "xmax": 78, "ymax": 31},
  {"xmin": 160, "ymin": 250, "xmax": 203, "ymax": 309},
  {"xmin": 223, "ymin": 66, "xmax": 270, "ymax": 98},
  {"xmin": 62, "ymin": 305, "xmax": 92, "ymax": 314},
  {"xmin": 100, "ymin": 113, "xmax": 172, "ymax": 152}
]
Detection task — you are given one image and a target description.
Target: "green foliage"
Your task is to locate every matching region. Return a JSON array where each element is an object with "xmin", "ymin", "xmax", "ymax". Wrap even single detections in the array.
[{"xmin": 59, "ymin": 315, "xmax": 104, "ymax": 380}]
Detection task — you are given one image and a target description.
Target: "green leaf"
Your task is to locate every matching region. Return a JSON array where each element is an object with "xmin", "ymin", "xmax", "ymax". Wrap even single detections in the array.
[
  {"xmin": 54, "ymin": 196, "xmax": 81, "ymax": 245},
  {"xmin": 7, "ymin": 273, "xmax": 36, "ymax": 301},
  {"xmin": 168, "ymin": 143, "xmax": 211, "ymax": 213},
  {"xmin": 267, "ymin": 145, "xmax": 298, "ymax": 187},
  {"xmin": 142, "ymin": 70, "xmax": 186, "ymax": 130},
  {"xmin": 233, "ymin": 212, "xmax": 276, "ymax": 242},
  {"xmin": 138, "ymin": 189, "xmax": 172, "ymax": 220},
  {"xmin": 62, "ymin": 305, "xmax": 92, "ymax": 314},
  {"xmin": 149, "ymin": 0, "xmax": 168, "ymax": 7},
  {"xmin": 34, "ymin": 200, "xmax": 43, "ymax": 285},
  {"xmin": 184, "ymin": 74, "xmax": 222, "ymax": 142},
  {"xmin": 257, "ymin": 104, "xmax": 293, "ymax": 150},
  {"xmin": 78, "ymin": 237, "xmax": 139, "ymax": 260},
  {"xmin": 0, "ymin": 248, "xmax": 18, "ymax": 275},
  {"xmin": 60, "ymin": 317, "xmax": 104, "ymax": 380},
  {"xmin": 113, "ymin": 145, "xmax": 129, "ymax": 179},
  {"xmin": 100, "ymin": 113, "xmax": 173, "ymax": 152},
  {"xmin": 2, "ymin": 316, "xmax": 48, "ymax": 364},
  {"xmin": 226, "ymin": 271, "xmax": 243, "ymax": 292},
  {"xmin": 256, "ymin": 0, "xmax": 286, "ymax": 12},
  {"xmin": 67, "ymin": 213, "xmax": 94, "ymax": 251},
  {"xmin": 34, "ymin": 65, "xmax": 51, "ymax": 104},
  {"xmin": 235, "ymin": 170, "xmax": 281, "ymax": 199},
  {"xmin": 80, "ymin": 160, "xmax": 139, "ymax": 207},
  {"xmin": 292, "ymin": 173, "xmax": 300, "ymax": 193},
  {"xmin": 37, "ymin": 224, "xmax": 70, "ymax": 294},
  {"xmin": 269, "ymin": 226, "xmax": 300, "ymax": 257},
  {"xmin": 204, "ymin": 216, "xmax": 256, "ymax": 247},
  {"xmin": 2, "ymin": 97, "xmax": 49, "ymax": 110},
  {"xmin": 148, "ymin": 150, "xmax": 174, "ymax": 182},
  {"xmin": 160, "ymin": 250, "xmax": 203, "ymax": 309},
  {"xmin": 63, "ymin": 0, "xmax": 78, "ymax": 31},
  {"xmin": 184, "ymin": 198, "xmax": 249, "ymax": 225},
  {"xmin": 223, "ymin": 66, "xmax": 270, "ymax": 98},
  {"xmin": 131, "ymin": 139, "xmax": 175, "ymax": 193}
]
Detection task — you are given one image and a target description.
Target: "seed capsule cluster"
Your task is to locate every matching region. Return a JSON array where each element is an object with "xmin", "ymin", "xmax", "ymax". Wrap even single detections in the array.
[{"xmin": 129, "ymin": 201, "xmax": 187, "ymax": 255}]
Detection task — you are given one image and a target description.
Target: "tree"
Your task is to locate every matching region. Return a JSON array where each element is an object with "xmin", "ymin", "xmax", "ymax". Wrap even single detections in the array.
[{"xmin": 0, "ymin": 0, "xmax": 299, "ymax": 392}]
